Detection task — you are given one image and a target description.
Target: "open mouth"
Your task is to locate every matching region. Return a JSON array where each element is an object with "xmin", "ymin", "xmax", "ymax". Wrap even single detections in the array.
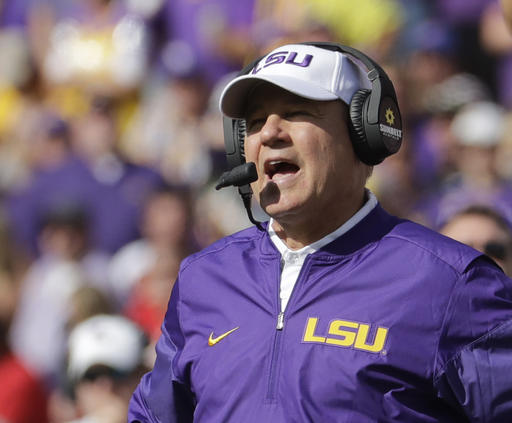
[{"xmin": 265, "ymin": 160, "xmax": 300, "ymax": 180}]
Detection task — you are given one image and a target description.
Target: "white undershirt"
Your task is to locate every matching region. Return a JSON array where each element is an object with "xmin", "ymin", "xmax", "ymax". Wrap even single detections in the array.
[{"xmin": 268, "ymin": 191, "xmax": 378, "ymax": 312}]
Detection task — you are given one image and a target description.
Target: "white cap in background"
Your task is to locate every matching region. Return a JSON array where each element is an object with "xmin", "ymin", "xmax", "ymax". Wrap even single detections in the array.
[
  {"xmin": 450, "ymin": 101, "xmax": 505, "ymax": 148},
  {"xmin": 67, "ymin": 314, "xmax": 145, "ymax": 381}
]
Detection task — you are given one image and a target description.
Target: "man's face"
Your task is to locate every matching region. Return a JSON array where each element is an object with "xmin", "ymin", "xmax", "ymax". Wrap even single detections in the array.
[
  {"xmin": 441, "ymin": 213, "xmax": 512, "ymax": 274},
  {"xmin": 244, "ymin": 83, "xmax": 369, "ymax": 230}
]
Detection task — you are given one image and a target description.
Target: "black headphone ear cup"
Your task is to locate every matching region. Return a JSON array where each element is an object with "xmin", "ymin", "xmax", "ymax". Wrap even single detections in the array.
[
  {"xmin": 237, "ymin": 120, "xmax": 246, "ymax": 161},
  {"xmin": 223, "ymin": 118, "xmax": 248, "ymax": 170},
  {"xmin": 349, "ymin": 89, "xmax": 372, "ymax": 164}
]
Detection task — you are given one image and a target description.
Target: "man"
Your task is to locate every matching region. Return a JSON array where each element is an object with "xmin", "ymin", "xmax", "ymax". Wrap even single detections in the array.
[
  {"xmin": 440, "ymin": 205, "xmax": 512, "ymax": 276},
  {"xmin": 66, "ymin": 314, "xmax": 148, "ymax": 423},
  {"xmin": 414, "ymin": 100, "xmax": 512, "ymax": 230},
  {"xmin": 129, "ymin": 42, "xmax": 512, "ymax": 422}
]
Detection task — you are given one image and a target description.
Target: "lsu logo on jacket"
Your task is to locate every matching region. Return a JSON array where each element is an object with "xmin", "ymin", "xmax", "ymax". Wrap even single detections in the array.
[{"xmin": 302, "ymin": 317, "xmax": 388, "ymax": 353}]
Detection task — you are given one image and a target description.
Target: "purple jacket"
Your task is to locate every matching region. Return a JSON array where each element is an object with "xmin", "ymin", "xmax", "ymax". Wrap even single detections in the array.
[{"xmin": 129, "ymin": 205, "xmax": 512, "ymax": 422}]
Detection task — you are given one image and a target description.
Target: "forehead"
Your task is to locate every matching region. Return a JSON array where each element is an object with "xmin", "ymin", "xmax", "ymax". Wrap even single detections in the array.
[
  {"xmin": 243, "ymin": 82, "xmax": 326, "ymax": 118},
  {"xmin": 444, "ymin": 213, "xmax": 509, "ymax": 241}
]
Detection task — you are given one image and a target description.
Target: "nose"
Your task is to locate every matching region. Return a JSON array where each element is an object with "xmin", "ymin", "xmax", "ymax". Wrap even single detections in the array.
[{"xmin": 259, "ymin": 114, "xmax": 287, "ymax": 146}]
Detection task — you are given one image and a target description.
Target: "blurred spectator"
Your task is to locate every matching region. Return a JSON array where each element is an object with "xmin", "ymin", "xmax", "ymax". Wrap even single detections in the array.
[
  {"xmin": 193, "ymin": 181, "xmax": 263, "ymax": 246},
  {"xmin": 122, "ymin": 70, "xmax": 213, "ymax": 187},
  {"xmin": 255, "ymin": 0, "xmax": 404, "ymax": 59},
  {"xmin": 0, "ymin": 260, "xmax": 49, "ymax": 423},
  {"xmin": 8, "ymin": 204, "xmax": 110, "ymax": 388},
  {"xmin": 480, "ymin": 0, "xmax": 512, "ymax": 108},
  {"xmin": 123, "ymin": 253, "xmax": 180, "ymax": 349},
  {"xmin": 64, "ymin": 314, "xmax": 148, "ymax": 423},
  {"xmin": 407, "ymin": 73, "xmax": 491, "ymax": 193},
  {"xmin": 0, "ymin": 26, "xmax": 33, "ymax": 93},
  {"xmin": 421, "ymin": 73, "xmax": 492, "ymax": 116},
  {"xmin": 432, "ymin": 0, "xmax": 498, "ymax": 95},
  {"xmin": 399, "ymin": 22, "xmax": 479, "ymax": 193},
  {"xmin": 149, "ymin": 0, "xmax": 258, "ymax": 87},
  {"xmin": 404, "ymin": 19, "xmax": 461, "ymax": 114},
  {"xmin": 413, "ymin": 101, "xmax": 512, "ymax": 227},
  {"xmin": 435, "ymin": 0, "xmax": 494, "ymax": 24},
  {"xmin": 6, "ymin": 98, "xmax": 165, "ymax": 256},
  {"xmin": 180, "ymin": 71, "xmax": 262, "ymax": 242},
  {"xmin": 0, "ymin": 0, "xmax": 32, "ymax": 28},
  {"xmin": 39, "ymin": 0, "xmax": 149, "ymax": 97},
  {"xmin": 450, "ymin": 101, "xmax": 506, "ymax": 184},
  {"xmin": 440, "ymin": 205, "xmax": 512, "ymax": 275},
  {"xmin": 70, "ymin": 96, "xmax": 165, "ymax": 253},
  {"xmin": 48, "ymin": 286, "xmax": 114, "ymax": 423},
  {"xmin": 0, "ymin": 31, "xmax": 47, "ymax": 195},
  {"xmin": 495, "ymin": 110, "xmax": 512, "ymax": 180},
  {"xmin": 67, "ymin": 285, "xmax": 114, "ymax": 331},
  {"xmin": 503, "ymin": 0, "xmax": 512, "ymax": 30},
  {"xmin": 108, "ymin": 185, "xmax": 197, "ymax": 305},
  {"xmin": 5, "ymin": 113, "xmax": 97, "ymax": 256}
]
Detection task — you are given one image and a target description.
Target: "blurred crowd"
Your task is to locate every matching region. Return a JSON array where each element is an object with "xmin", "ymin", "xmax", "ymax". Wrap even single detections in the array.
[{"xmin": 1, "ymin": 0, "xmax": 512, "ymax": 422}]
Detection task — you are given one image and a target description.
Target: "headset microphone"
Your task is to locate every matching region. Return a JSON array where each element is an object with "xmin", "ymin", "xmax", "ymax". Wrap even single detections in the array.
[
  {"xmin": 215, "ymin": 162, "xmax": 263, "ymax": 230},
  {"xmin": 215, "ymin": 162, "xmax": 258, "ymax": 190}
]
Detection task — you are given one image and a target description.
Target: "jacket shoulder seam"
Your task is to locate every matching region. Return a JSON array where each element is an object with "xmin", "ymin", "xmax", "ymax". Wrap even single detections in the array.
[
  {"xmin": 180, "ymin": 233, "xmax": 264, "ymax": 273},
  {"xmin": 384, "ymin": 232, "xmax": 478, "ymax": 275},
  {"xmin": 384, "ymin": 231, "xmax": 479, "ymax": 383}
]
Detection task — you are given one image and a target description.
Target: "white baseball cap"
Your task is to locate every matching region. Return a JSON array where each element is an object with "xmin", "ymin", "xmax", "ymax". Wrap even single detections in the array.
[
  {"xmin": 67, "ymin": 314, "xmax": 145, "ymax": 381},
  {"xmin": 219, "ymin": 43, "xmax": 371, "ymax": 119},
  {"xmin": 450, "ymin": 101, "xmax": 505, "ymax": 148}
]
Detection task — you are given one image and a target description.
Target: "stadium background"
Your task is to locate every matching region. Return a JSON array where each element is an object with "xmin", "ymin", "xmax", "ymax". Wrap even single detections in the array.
[{"xmin": 1, "ymin": 0, "xmax": 512, "ymax": 421}]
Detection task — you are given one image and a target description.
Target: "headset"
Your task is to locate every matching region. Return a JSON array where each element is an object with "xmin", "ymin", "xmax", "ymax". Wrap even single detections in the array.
[{"xmin": 215, "ymin": 41, "xmax": 403, "ymax": 229}]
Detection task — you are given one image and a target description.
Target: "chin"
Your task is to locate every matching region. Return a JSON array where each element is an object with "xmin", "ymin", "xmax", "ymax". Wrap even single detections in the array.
[
  {"xmin": 259, "ymin": 182, "xmax": 312, "ymax": 219},
  {"xmin": 262, "ymin": 198, "xmax": 306, "ymax": 223}
]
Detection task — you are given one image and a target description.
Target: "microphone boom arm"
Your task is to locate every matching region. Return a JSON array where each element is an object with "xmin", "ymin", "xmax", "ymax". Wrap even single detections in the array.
[{"xmin": 215, "ymin": 162, "xmax": 264, "ymax": 231}]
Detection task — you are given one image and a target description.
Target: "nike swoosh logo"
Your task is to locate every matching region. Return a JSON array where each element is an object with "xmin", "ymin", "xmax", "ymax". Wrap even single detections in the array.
[{"xmin": 208, "ymin": 326, "xmax": 239, "ymax": 346}]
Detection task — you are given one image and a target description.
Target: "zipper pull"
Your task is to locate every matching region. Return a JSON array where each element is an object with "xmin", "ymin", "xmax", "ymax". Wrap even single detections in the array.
[{"xmin": 276, "ymin": 312, "xmax": 285, "ymax": 330}]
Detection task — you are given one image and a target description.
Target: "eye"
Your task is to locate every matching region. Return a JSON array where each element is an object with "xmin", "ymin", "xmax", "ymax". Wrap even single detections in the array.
[
  {"xmin": 284, "ymin": 110, "xmax": 310, "ymax": 120},
  {"xmin": 246, "ymin": 116, "xmax": 266, "ymax": 134}
]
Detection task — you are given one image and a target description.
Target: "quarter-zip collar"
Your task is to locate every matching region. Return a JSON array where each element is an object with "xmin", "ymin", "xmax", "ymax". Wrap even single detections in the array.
[
  {"xmin": 258, "ymin": 196, "xmax": 401, "ymax": 259},
  {"xmin": 268, "ymin": 191, "xmax": 378, "ymax": 311},
  {"xmin": 268, "ymin": 190, "xmax": 378, "ymax": 256}
]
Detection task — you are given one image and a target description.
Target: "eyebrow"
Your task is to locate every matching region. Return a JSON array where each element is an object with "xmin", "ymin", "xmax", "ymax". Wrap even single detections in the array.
[
  {"xmin": 244, "ymin": 95, "xmax": 325, "ymax": 120},
  {"xmin": 243, "ymin": 82, "xmax": 268, "ymax": 119},
  {"xmin": 244, "ymin": 102, "xmax": 262, "ymax": 120}
]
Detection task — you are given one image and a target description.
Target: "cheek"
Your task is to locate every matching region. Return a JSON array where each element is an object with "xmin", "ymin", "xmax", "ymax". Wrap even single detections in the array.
[
  {"xmin": 320, "ymin": 142, "xmax": 365, "ymax": 188},
  {"xmin": 244, "ymin": 136, "xmax": 258, "ymax": 163},
  {"xmin": 309, "ymin": 138, "xmax": 344, "ymax": 177},
  {"xmin": 244, "ymin": 137, "xmax": 263, "ymax": 195}
]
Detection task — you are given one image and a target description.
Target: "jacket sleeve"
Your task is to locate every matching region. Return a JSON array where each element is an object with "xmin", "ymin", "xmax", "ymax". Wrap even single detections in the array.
[
  {"xmin": 128, "ymin": 278, "xmax": 195, "ymax": 423},
  {"xmin": 434, "ymin": 257, "xmax": 512, "ymax": 422}
]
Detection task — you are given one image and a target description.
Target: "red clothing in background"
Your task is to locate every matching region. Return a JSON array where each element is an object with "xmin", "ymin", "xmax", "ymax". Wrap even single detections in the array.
[{"xmin": 0, "ymin": 353, "xmax": 48, "ymax": 423}]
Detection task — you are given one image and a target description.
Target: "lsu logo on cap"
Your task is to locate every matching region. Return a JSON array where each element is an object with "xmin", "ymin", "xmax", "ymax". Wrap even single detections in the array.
[
  {"xmin": 252, "ymin": 51, "xmax": 313, "ymax": 74},
  {"xmin": 302, "ymin": 317, "xmax": 388, "ymax": 353}
]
